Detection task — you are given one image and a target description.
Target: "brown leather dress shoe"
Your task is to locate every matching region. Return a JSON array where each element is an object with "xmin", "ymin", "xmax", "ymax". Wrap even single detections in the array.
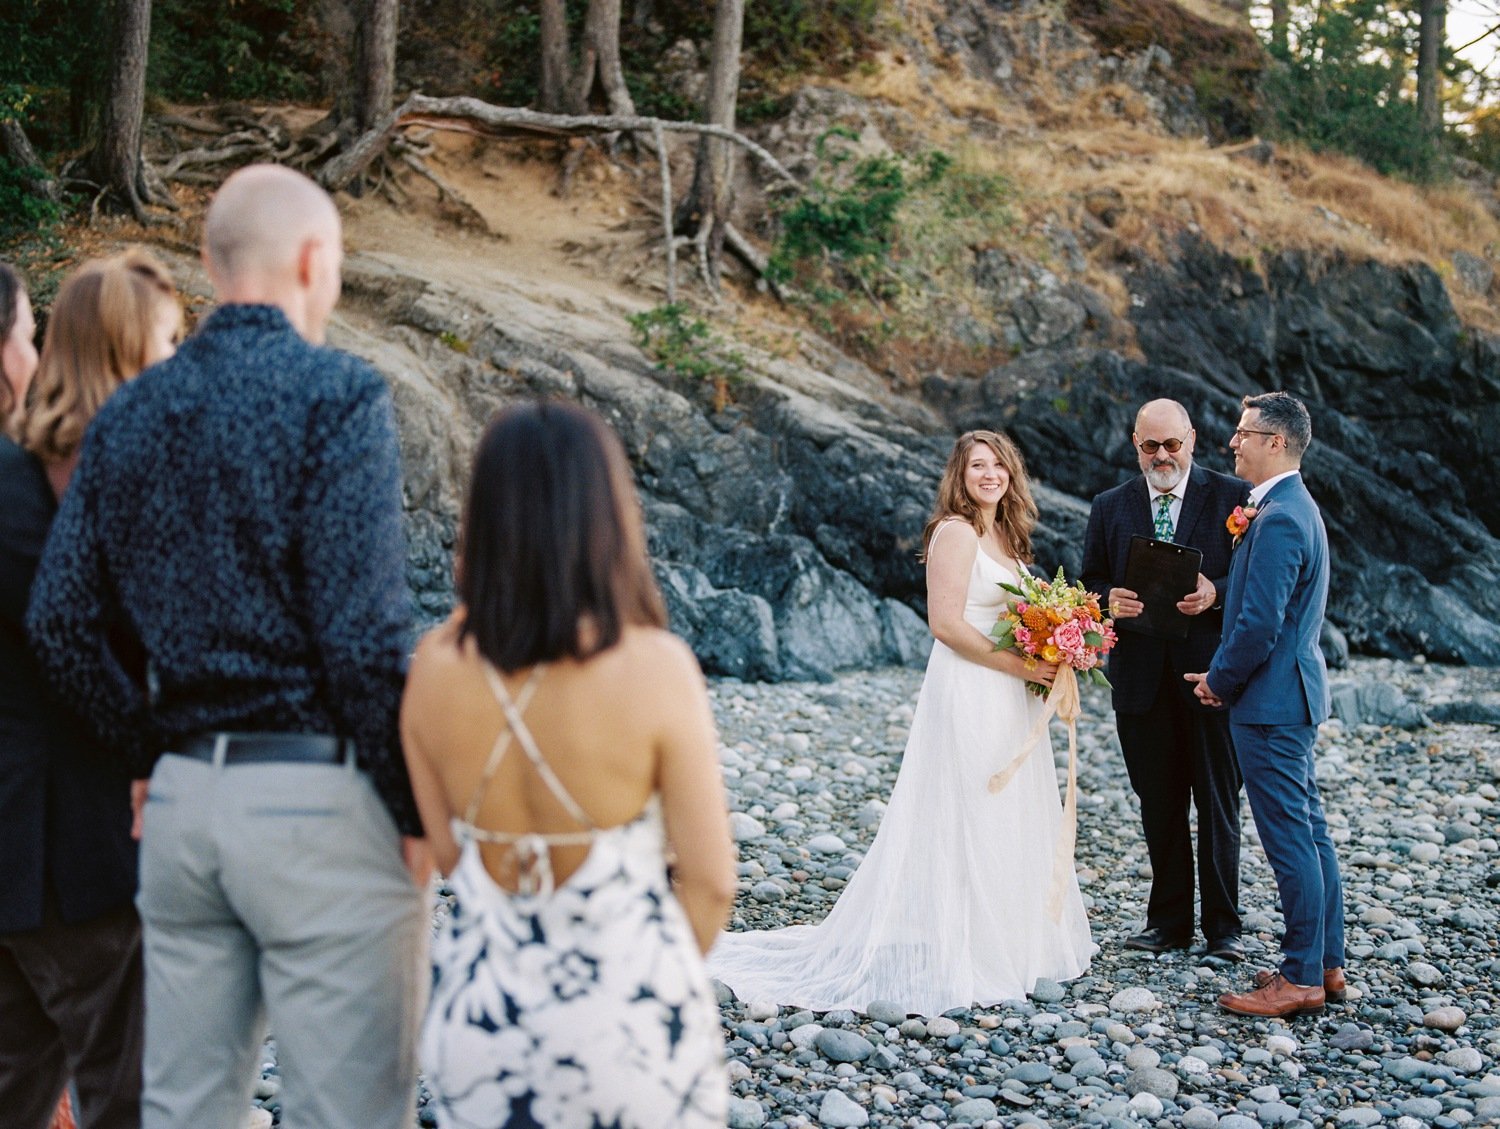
[
  {"xmin": 1219, "ymin": 972, "xmax": 1325, "ymax": 1018},
  {"xmin": 1253, "ymin": 966, "xmax": 1346, "ymax": 1002}
]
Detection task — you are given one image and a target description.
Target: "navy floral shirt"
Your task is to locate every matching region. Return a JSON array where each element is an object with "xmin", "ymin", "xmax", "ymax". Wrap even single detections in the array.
[{"xmin": 26, "ymin": 304, "xmax": 420, "ymax": 834}]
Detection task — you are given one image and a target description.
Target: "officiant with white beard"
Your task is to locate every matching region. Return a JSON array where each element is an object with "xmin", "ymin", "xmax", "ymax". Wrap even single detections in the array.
[{"xmin": 1082, "ymin": 399, "xmax": 1248, "ymax": 961}]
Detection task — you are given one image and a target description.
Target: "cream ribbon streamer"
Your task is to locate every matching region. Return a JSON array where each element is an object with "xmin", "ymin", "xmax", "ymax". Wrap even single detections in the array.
[{"xmin": 986, "ymin": 664, "xmax": 1081, "ymax": 923}]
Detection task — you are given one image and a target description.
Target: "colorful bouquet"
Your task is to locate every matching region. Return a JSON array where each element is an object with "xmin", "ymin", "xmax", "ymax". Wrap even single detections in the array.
[
  {"xmin": 989, "ymin": 566, "xmax": 1117, "ymax": 698},
  {"xmin": 986, "ymin": 567, "xmax": 1116, "ymax": 922}
]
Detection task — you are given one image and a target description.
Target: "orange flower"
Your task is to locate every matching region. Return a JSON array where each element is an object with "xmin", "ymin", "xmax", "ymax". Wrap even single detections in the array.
[
  {"xmin": 1225, "ymin": 505, "xmax": 1258, "ymax": 539},
  {"xmin": 1047, "ymin": 607, "xmax": 1066, "ymax": 625},
  {"xmin": 1022, "ymin": 606, "xmax": 1049, "ymax": 632}
]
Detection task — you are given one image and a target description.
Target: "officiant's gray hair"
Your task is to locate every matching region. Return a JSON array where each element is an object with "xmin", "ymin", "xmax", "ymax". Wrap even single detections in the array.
[{"xmin": 1243, "ymin": 391, "xmax": 1311, "ymax": 458}]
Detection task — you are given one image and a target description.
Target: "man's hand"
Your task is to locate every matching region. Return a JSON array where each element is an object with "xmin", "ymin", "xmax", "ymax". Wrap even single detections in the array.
[
  {"xmin": 1176, "ymin": 572, "xmax": 1217, "ymax": 616},
  {"xmin": 1184, "ymin": 672, "xmax": 1223, "ymax": 708},
  {"xmin": 1108, "ymin": 587, "xmax": 1143, "ymax": 620},
  {"xmin": 402, "ymin": 836, "xmax": 434, "ymax": 888},
  {"xmin": 130, "ymin": 779, "xmax": 149, "ymax": 841}
]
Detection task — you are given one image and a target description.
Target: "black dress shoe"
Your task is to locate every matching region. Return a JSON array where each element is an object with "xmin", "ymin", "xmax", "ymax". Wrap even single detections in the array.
[
  {"xmin": 1206, "ymin": 935, "xmax": 1246, "ymax": 962},
  {"xmin": 1124, "ymin": 927, "xmax": 1193, "ymax": 953}
]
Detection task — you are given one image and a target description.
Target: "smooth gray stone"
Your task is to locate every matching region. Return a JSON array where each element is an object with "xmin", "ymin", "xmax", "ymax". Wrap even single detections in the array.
[
  {"xmin": 866, "ymin": 999, "xmax": 907, "ymax": 1026},
  {"xmin": 728, "ymin": 1097, "xmax": 768, "ymax": 1129},
  {"xmin": 1182, "ymin": 1108, "xmax": 1221, "ymax": 1129},
  {"xmin": 951, "ymin": 1097, "xmax": 1000, "ymax": 1124},
  {"xmin": 1398, "ymin": 1097, "xmax": 1444, "ymax": 1119},
  {"xmin": 1219, "ymin": 1116, "xmax": 1262, "ymax": 1129},
  {"xmin": 1031, "ymin": 978, "xmax": 1068, "ymax": 1004},
  {"xmin": 1336, "ymin": 1110, "xmax": 1383, "ymax": 1127},
  {"xmin": 817, "ymin": 1089, "xmax": 869, "ymax": 1128},
  {"xmin": 1329, "ymin": 1025, "xmax": 1375, "ymax": 1052},
  {"xmin": 1125, "ymin": 1066, "xmax": 1180, "ymax": 1101},
  {"xmin": 1257, "ymin": 1102, "xmax": 1299, "ymax": 1125},
  {"xmin": 1009, "ymin": 1062, "xmax": 1055, "ymax": 1084},
  {"xmin": 814, "ymin": 1029, "xmax": 875, "ymax": 1063}
]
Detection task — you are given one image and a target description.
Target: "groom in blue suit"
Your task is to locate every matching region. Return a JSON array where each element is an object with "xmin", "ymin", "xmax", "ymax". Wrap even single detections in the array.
[{"xmin": 1186, "ymin": 391, "xmax": 1344, "ymax": 1019}]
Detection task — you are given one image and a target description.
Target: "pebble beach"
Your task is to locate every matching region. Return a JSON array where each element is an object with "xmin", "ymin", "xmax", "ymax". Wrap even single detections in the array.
[
  {"xmin": 702, "ymin": 658, "xmax": 1500, "ymax": 1129},
  {"xmin": 242, "ymin": 658, "xmax": 1500, "ymax": 1129}
]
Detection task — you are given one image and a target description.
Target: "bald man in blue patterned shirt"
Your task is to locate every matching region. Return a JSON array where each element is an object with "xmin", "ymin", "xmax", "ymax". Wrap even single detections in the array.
[{"xmin": 28, "ymin": 165, "xmax": 429, "ymax": 1129}]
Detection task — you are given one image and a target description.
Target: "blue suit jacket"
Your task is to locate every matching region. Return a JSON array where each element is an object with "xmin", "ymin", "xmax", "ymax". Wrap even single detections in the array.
[{"xmin": 1207, "ymin": 473, "xmax": 1331, "ymax": 725}]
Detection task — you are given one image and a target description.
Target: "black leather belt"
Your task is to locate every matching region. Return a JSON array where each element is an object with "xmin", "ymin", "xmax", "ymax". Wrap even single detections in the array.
[{"xmin": 173, "ymin": 733, "xmax": 354, "ymax": 766}]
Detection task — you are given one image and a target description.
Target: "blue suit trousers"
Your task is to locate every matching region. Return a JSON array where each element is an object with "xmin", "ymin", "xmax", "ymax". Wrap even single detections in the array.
[{"xmin": 1231, "ymin": 721, "xmax": 1345, "ymax": 986}]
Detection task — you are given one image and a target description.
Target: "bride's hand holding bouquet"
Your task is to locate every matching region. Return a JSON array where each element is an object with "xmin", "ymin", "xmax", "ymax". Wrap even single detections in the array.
[{"xmin": 990, "ymin": 567, "xmax": 1117, "ymax": 699}]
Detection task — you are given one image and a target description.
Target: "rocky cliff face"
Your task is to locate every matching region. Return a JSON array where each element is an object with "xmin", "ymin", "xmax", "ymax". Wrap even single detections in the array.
[
  {"xmin": 308, "ymin": 0, "xmax": 1498, "ymax": 675},
  {"xmin": 330, "ymin": 222, "xmax": 1500, "ymax": 678}
]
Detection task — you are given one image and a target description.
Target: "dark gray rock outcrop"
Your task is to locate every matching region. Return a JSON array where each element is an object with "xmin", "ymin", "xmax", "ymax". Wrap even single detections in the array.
[{"xmin": 326, "ymin": 224, "xmax": 1499, "ymax": 678}]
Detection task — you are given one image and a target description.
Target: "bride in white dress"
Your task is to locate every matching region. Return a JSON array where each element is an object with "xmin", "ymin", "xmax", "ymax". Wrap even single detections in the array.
[{"xmin": 709, "ymin": 429, "xmax": 1096, "ymax": 1017}]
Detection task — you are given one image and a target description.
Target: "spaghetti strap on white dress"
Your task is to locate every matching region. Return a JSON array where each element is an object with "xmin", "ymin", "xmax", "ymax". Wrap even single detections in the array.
[
  {"xmin": 420, "ymin": 664, "xmax": 727, "ymax": 1128},
  {"xmin": 708, "ymin": 522, "xmax": 1096, "ymax": 1016}
]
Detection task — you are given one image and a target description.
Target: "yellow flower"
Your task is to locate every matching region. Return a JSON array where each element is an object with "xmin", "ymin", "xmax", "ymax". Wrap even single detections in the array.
[{"xmin": 1042, "ymin": 644, "xmax": 1062, "ymax": 663}]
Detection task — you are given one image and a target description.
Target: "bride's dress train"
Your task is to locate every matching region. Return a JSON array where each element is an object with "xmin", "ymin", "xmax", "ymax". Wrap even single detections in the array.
[{"xmin": 709, "ymin": 541, "xmax": 1096, "ymax": 1017}]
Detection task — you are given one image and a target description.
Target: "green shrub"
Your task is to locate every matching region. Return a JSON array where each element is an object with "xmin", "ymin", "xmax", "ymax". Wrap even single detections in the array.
[
  {"xmin": 627, "ymin": 303, "xmax": 746, "ymax": 407},
  {"xmin": 1257, "ymin": 5, "xmax": 1445, "ymax": 182},
  {"xmin": 149, "ymin": 0, "xmax": 316, "ymax": 103},
  {"xmin": 0, "ymin": 153, "xmax": 62, "ymax": 243}
]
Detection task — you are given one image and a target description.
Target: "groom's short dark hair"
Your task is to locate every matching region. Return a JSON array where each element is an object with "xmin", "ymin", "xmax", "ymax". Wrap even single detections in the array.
[{"xmin": 1243, "ymin": 391, "xmax": 1311, "ymax": 458}]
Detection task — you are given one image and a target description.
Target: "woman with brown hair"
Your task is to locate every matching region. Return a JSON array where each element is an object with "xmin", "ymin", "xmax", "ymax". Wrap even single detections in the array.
[
  {"xmin": 402, "ymin": 399, "xmax": 734, "ymax": 1128},
  {"xmin": 0, "ymin": 260, "xmax": 144, "ymax": 1129},
  {"xmin": 709, "ymin": 429, "xmax": 1096, "ymax": 1016},
  {"xmin": 23, "ymin": 249, "xmax": 181, "ymax": 497}
]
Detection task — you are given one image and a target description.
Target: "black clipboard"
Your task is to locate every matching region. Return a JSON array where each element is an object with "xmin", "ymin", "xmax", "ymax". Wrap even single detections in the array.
[{"xmin": 1118, "ymin": 535, "xmax": 1203, "ymax": 641}]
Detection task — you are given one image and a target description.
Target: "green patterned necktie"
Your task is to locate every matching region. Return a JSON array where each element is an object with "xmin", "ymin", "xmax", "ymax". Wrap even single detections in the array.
[{"xmin": 1153, "ymin": 493, "xmax": 1176, "ymax": 541}]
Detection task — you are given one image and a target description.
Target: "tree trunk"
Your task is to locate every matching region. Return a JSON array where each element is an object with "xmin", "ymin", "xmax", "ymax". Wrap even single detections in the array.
[
  {"xmin": 570, "ymin": 0, "xmax": 636, "ymax": 117},
  {"xmin": 539, "ymin": 0, "xmax": 571, "ymax": 114},
  {"xmin": 1269, "ymin": 0, "xmax": 1289, "ymax": 56},
  {"xmin": 1417, "ymin": 0, "xmax": 1446, "ymax": 137},
  {"xmin": 353, "ymin": 0, "xmax": 399, "ymax": 132},
  {"xmin": 89, "ymin": 0, "xmax": 154, "ymax": 219},
  {"xmin": 676, "ymin": 0, "xmax": 743, "ymax": 291},
  {"xmin": 0, "ymin": 120, "xmax": 62, "ymax": 207}
]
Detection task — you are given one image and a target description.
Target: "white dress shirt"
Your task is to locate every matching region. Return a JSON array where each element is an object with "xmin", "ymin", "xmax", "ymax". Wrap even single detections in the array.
[{"xmin": 1249, "ymin": 469, "xmax": 1300, "ymax": 508}]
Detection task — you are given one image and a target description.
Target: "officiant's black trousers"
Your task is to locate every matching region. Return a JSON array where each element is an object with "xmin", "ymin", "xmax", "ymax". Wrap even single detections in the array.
[{"xmin": 1116, "ymin": 666, "xmax": 1243, "ymax": 942}]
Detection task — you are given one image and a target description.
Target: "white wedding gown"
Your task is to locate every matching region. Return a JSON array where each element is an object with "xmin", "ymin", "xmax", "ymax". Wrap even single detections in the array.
[{"xmin": 709, "ymin": 538, "xmax": 1096, "ymax": 1017}]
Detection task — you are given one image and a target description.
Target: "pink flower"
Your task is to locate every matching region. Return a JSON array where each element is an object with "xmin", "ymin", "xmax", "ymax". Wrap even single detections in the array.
[
  {"xmin": 1052, "ymin": 617, "xmax": 1088, "ymax": 659},
  {"xmin": 1014, "ymin": 625, "xmax": 1033, "ymax": 648}
]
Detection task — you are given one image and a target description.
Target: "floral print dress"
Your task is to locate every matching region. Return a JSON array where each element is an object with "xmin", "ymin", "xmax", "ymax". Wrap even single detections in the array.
[{"xmin": 420, "ymin": 665, "xmax": 727, "ymax": 1129}]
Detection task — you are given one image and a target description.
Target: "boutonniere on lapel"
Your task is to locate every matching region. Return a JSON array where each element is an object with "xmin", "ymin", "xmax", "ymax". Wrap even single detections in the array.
[{"xmin": 1225, "ymin": 505, "xmax": 1258, "ymax": 548}]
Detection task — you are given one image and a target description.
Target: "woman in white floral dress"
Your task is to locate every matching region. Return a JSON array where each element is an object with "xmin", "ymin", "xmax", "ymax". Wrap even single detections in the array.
[{"xmin": 401, "ymin": 401, "xmax": 736, "ymax": 1128}]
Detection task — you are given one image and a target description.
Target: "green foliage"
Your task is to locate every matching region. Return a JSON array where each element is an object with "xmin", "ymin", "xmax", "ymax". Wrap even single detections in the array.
[
  {"xmin": 744, "ymin": 0, "xmax": 880, "ymax": 77},
  {"xmin": 149, "ymin": 0, "xmax": 315, "ymax": 102},
  {"xmin": 1256, "ymin": 2, "xmax": 1445, "ymax": 181},
  {"xmin": 768, "ymin": 130, "xmax": 909, "ymax": 293},
  {"xmin": 627, "ymin": 303, "xmax": 746, "ymax": 392},
  {"xmin": 766, "ymin": 131, "xmax": 1013, "ymax": 312},
  {"xmin": 0, "ymin": 155, "xmax": 62, "ymax": 242}
]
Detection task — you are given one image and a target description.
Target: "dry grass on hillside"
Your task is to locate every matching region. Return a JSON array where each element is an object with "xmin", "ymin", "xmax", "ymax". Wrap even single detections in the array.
[{"xmin": 818, "ymin": 0, "xmax": 1500, "ymax": 335}]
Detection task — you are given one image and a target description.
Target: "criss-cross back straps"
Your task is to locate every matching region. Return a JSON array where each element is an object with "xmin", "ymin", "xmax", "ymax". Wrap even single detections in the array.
[
  {"xmin": 471, "ymin": 662, "xmax": 598, "ymax": 836},
  {"xmin": 460, "ymin": 663, "xmax": 546, "ymax": 828}
]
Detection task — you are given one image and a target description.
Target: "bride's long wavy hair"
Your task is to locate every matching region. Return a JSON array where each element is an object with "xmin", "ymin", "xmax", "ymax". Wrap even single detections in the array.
[{"xmin": 920, "ymin": 429, "xmax": 1037, "ymax": 563}]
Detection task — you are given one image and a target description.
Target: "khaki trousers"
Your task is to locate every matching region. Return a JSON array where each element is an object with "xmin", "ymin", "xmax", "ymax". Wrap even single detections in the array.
[{"xmin": 137, "ymin": 753, "xmax": 426, "ymax": 1129}]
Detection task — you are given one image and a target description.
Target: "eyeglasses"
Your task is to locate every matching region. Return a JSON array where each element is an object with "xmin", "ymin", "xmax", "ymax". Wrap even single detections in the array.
[
  {"xmin": 1231, "ymin": 428, "xmax": 1280, "ymax": 443},
  {"xmin": 1136, "ymin": 437, "xmax": 1186, "ymax": 454}
]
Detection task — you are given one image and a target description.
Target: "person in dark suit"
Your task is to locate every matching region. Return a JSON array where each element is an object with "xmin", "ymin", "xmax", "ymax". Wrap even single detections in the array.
[
  {"xmin": 0, "ymin": 262, "xmax": 143, "ymax": 1129},
  {"xmin": 1082, "ymin": 398, "xmax": 1248, "ymax": 961},
  {"xmin": 1188, "ymin": 391, "xmax": 1343, "ymax": 1019}
]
